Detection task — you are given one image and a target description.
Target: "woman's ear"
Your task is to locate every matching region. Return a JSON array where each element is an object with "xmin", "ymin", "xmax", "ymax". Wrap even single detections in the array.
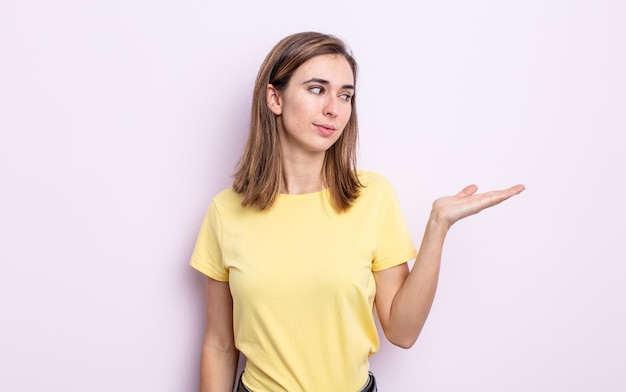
[{"xmin": 266, "ymin": 84, "xmax": 282, "ymax": 115}]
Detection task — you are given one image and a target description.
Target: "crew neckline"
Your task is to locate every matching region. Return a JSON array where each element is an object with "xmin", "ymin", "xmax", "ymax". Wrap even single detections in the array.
[{"xmin": 277, "ymin": 188, "xmax": 328, "ymax": 200}]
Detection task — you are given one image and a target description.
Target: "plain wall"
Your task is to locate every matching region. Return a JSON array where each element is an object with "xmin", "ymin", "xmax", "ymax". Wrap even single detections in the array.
[{"xmin": 1, "ymin": 0, "xmax": 625, "ymax": 390}]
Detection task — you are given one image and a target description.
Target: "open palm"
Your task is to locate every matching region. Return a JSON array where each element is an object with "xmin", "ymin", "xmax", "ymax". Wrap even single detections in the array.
[{"xmin": 432, "ymin": 184, "xmax": 526, "ymax": 228}]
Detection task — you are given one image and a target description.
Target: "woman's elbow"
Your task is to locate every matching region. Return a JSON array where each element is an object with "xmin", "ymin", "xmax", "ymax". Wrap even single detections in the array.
[{"xmin": 385, "ymin": 331, "xmax": 419, "ymax": 349}]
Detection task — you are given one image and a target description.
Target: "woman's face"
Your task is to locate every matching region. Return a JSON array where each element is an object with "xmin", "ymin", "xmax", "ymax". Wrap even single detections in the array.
[{"xmin": 267, "ymin": 54, "xmax": 355, "ymax": 159}]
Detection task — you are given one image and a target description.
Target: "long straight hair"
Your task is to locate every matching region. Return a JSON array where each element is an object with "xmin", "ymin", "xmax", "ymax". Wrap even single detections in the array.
[{"xmin": 233, "ymin": 32, "xmax": 362, "ymax": 212}]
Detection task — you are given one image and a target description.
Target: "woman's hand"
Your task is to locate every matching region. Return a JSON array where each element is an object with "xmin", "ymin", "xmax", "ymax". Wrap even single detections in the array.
[{"xmin": 431, "ymin": 184, "xmax": 526, "ymax": 229}]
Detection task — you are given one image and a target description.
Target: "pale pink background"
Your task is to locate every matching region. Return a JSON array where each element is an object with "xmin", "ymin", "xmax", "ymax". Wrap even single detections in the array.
[{"xmin": 1, "ymin": 1, "xmax": 625, "ymax": 391}]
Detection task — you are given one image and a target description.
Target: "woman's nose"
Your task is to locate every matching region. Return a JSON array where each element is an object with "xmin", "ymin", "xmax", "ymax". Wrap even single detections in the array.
[{"xmin": 323, "ymin": 96, "xmax": 338, "ymax": 117}]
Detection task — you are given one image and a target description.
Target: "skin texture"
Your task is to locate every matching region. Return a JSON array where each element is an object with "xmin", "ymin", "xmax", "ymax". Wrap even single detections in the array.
[
  {"xmin": 200, "ymin": 278, "xmax": 238, "ymax": 392},
  {"xmin": 199, "ymin": 53, "xmax": 525, "ymax": 390}
]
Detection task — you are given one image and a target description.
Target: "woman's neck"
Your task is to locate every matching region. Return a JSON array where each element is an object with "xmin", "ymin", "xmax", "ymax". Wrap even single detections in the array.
[{"xmin": 281, "ymin": 154, "xmax": 325, "ymax": 194}]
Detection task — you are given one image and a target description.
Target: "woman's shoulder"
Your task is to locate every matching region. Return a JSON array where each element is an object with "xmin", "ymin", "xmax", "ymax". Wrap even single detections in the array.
[
  {"xmin": 355, "ymin": 170, "xmax": 399, "ymax": 203},
  {"xmin": 210, "ymin": 187, "xmax": 244, "ymax": 210},
  {"xmin": 357, "ymin": 170, "xmax": 394, "ymax": 191}
]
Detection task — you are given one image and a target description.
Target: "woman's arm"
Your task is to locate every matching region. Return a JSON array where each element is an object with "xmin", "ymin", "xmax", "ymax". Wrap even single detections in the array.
[
  {"xmin": 374, "ymin": 184, "xmax": 525, "ymax": 348},
  {"xmin": 200, "ymin": 277, "xmax": 239, "ymax": 392}
]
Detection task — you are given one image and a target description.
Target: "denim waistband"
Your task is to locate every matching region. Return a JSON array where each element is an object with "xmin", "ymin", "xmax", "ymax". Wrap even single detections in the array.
[{"xmin": 237, "ymin": 371, "xmax": 377, "ymax": 392}]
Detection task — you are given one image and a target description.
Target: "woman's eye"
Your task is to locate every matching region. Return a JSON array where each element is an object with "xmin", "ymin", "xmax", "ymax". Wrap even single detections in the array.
[
  {"xmin": 310, "ymin": 86, "xmax": 323, "ymax": 94},
  {"xmin": 340, "ymin": 93, "xmax": 352, "ymax": 102}
]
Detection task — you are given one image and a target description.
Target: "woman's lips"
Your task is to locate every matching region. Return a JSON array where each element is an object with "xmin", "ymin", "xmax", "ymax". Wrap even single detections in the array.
[{"xmin": 314, "ymin": 123, "xmax": 336, "ymax": 137}]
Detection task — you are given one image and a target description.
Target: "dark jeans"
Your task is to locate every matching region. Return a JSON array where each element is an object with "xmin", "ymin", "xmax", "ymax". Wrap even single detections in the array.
[{"xmin": 236, "ymin": 371, "xmax": 378, "ymax": 392}]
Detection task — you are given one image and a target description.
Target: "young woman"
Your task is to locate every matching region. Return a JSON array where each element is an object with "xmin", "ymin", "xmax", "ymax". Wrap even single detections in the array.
[{"xmin": 190, "ymin": 31, "xmax": 525, "ymax": 392}]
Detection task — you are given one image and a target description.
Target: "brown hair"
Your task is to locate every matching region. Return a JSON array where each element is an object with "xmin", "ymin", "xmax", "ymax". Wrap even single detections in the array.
[{"xmin": 233, "ymin": 31, "xmax": 362, "ymax": 212}]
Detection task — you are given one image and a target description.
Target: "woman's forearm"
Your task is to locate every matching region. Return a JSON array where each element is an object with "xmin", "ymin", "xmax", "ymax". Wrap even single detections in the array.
[
  {"xmin": 386, "ymin": 212, "xmax": 449, "ymax": 348},
  {"xmin": 199, "ymin": 342, "xmax": 239, "ymax": 392},
  {"xmin": 200, "ymin": 277, "xmax": 240, "ymax": 392}
]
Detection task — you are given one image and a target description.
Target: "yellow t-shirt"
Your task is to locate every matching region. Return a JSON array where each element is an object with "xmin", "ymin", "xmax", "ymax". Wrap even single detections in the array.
[{"xmin": 190, "ymin": 171, "xmax": 417, "ymax": 391}]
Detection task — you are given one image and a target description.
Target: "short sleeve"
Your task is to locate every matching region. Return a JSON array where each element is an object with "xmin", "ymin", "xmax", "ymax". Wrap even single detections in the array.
[
  {"xmin": 189, "ymin": 201, "xmax": 229, "ymax": 281},
  {"xmin": 372, "ymin": 185, "xmax": 417, "ymax": 272}
]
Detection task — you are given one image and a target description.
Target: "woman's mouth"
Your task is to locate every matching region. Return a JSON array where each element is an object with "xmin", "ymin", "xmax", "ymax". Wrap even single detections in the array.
[{"xmin": 314, "ymin": 123, "xmax": 337, "ymax": 137}]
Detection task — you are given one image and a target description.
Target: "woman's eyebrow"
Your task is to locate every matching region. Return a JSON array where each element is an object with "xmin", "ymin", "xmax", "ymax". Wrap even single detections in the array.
[{"xmin": 302, "ymin": 78, "xmax": 355, "ymax": 90}]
